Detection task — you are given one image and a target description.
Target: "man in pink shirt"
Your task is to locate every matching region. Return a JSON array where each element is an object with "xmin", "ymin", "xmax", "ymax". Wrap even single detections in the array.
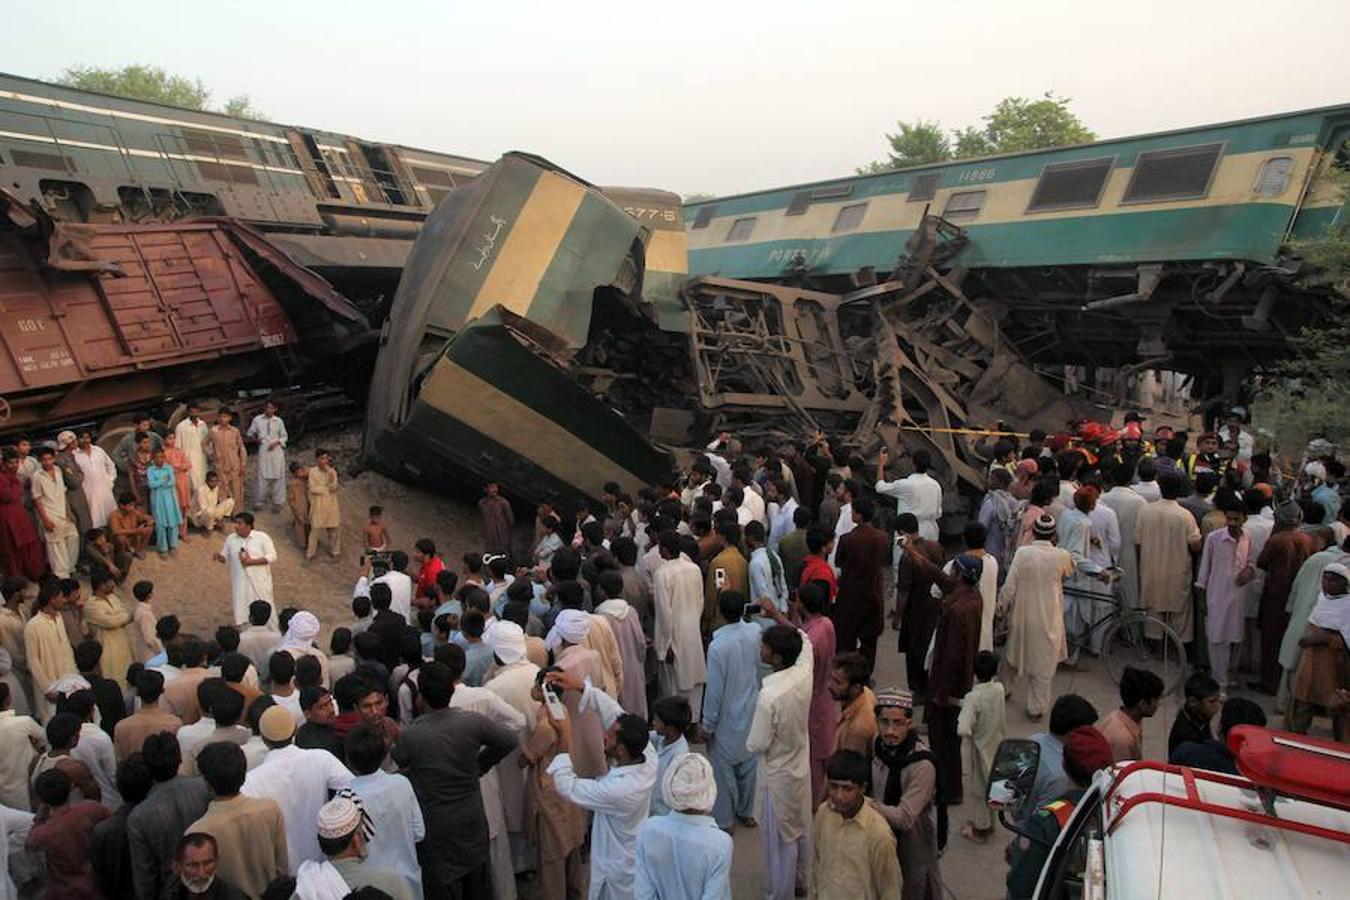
[{"xmin": 1097, "ymin": 666, "xmax": 1164, "ymax": 762}]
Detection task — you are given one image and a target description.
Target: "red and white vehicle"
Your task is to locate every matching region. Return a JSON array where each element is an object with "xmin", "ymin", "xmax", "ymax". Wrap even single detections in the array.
[{"xmin": 1028, "ymin": 727, "xmax": 1350, "ymax": 900}]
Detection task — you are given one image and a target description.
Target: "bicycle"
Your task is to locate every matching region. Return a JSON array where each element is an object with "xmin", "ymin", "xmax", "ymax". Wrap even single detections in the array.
[{"xmin": 996, "ymin": 567, "xmax": 1189, "ymax": 696}]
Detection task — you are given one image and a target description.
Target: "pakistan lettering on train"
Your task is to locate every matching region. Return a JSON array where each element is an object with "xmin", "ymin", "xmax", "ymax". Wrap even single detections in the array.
[{"xmin": 472, "ymin": 215, "xmax": 508, "ymax": 271}]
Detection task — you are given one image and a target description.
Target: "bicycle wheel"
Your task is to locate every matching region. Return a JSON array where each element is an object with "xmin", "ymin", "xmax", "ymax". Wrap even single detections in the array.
[{"xmin": 1101, "ymin": 613, "xmax": 1188, "ymax": 696}]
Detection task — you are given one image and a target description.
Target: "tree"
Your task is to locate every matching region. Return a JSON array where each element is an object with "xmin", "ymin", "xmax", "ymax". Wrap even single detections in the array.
[
  {"xmin": 867, "ymin": 120, "xmax": 952, "ymax": 173},
  {"xmin": 979, "ymin": 94, "xmax": 1096, "ymax": 153},
  {"xmin": 683, "ymin": 192, "xmax": 716, "ymax": 203},
  {"xmin": 1257, "ymin": 168, "xmax": 1350, "ymax": 448},
  {"xmin": 57, "ymin": 64, "xmax": 265, "ymax": 120},
  {"xmin": 860, "ymin": 93, "xmax": 1094, "ymax": 171},
  {"xmin": 220, "ymin": 95, "xmax": 266, "ymax": 120}
]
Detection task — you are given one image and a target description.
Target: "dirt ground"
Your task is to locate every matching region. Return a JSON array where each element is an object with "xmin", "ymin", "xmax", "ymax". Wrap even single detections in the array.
[{"xmin": 133, "ymin": 423, "xmax": 492, "ymax": 642}]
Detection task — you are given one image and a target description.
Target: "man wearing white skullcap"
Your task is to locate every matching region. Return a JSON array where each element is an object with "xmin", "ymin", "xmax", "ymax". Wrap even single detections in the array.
[
  {"xmin": 295, "ymin": 793, "xmax": 412, "ymax": 900},
  {"xmin": 634, "ymin": 752, "xmax": 732, "ymax": 899}
]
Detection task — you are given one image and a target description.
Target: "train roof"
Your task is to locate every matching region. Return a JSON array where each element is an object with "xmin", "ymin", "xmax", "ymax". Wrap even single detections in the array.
[
  {"xmin": 687, "ymin": 101, "xmax": 1350, "ymax": 207},
  {"xmin": 0, "ymin": 70, "xmax": 491, "ymax": 167}
]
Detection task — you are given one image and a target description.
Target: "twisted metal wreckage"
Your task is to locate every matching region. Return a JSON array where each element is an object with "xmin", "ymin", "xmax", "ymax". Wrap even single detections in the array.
[{"xmin": 362, "ymin": 153, "xmax": 1112, "ymax": 517}]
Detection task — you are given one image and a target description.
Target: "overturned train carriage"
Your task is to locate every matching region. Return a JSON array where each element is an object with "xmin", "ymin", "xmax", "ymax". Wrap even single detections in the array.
[
  {"xmin": 363, "ymin": 153, "xmax": 682, "ymax": 505},
  {"xmin": 363, "ymin": 153, "xmax": 889, "ymax": 507}
]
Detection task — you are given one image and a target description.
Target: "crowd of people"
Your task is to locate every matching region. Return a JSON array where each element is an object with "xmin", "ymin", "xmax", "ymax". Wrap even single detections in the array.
[{"xmin": 0, "ymin": 406, "xmax": 1344, "ymax": 900}]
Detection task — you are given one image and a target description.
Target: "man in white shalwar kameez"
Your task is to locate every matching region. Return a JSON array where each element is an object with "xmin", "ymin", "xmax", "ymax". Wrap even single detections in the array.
[
  {"xmin": 998, "ymin": 514, "xmax": 1076, "ymax": 719},
  {"xmin": 1100, "ymin": 471, "xmax": 1146, "ymax": 611},
  {"xmin": 651, "ymin": 533, "xmax": 707, "ymax": 719},
  {"xmin": 214, "ymin": 512, "xmax": 277, "ymax": 625},
  {"xmin": 30, "ymin": 450, "xmax": 79, "ymax": 578},
  {"xmin": 246, "ymin": 402, "xmax": 288, "ymax": 512},
  {"xmin": 72, "ymin": 431, "xmax": 117, "ymax": 529},
  {"xmin": 174, "ymin": 404, "xmax": 211, "ymax": 495},
  {"xmin": 746, "ymin": 624, "xmax": 814, "ymax": 900},
  {"xmin": 875, "ymin": 447, "xmax": 943, "ymax": 542}
]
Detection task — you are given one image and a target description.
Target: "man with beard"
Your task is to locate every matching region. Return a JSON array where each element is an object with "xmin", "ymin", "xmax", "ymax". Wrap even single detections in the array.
[
  {"xmin": 868, "ymin": 687, "xmax": 942, "ymax": 900},
  {"xmin": 166, "ymin": 833, "xmax": 247, "ymax": 899}
]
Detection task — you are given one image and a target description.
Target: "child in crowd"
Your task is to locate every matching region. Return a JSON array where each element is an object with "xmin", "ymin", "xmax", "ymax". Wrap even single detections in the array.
[
  {"xmin": 1167, "ymin": 672, "xmax": 1220, "ymax": 757},
  {"xmin": 365, "ymin": 505, "xmax": 391, "ymax": 554},
  {"xmin": 350, "ymin": 594, "xmax": 373, "ymax": 635},
  {"xmin": 648, "ymin": 695, "xmax": 691, "ymax": 816},
  {"xmin": 1098, "ymin": 666, "xmax": 1165, "ymax": 762},
  {"xmin": 108, "ymin": 492, "xmax": 154, "ymax": 559},
  {"xmin": 957, "ymin": 650, "xmax": 1006, "ymax": 843},
  {"xmin": 130, "ymin": 580, "xmax": 160, "ymax": 663},
  {"xmin": 84, "ymin": 527, "xmax": 132, "ymax": 585},
  {"xmin": 329, "ymin": 627, "xmax": 356, "ymax": 682},
  {"xmin": 286, "ymin": 461, "xmax": 310, "ymax": 550}
]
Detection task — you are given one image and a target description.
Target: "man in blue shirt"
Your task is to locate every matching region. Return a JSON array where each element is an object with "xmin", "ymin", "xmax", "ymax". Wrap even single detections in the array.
[
  {"xmin": 1018, "ymin": 694, "xmax": 1097, "ymax": 828},
  {"xmin": 700, "ymin": 589, "xmax": 764, "ymax": 831},
  {"xmin": 746, "ymin": 521, "xmax": 789, "ymax": 617},
  {"xmin": 635, "ymin": 752, "xmax": 733, "ymax": 900}
]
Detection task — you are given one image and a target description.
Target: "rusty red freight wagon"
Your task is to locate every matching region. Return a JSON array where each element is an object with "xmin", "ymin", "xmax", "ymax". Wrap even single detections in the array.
[{"xmin": 0, "ymin": 190, "xmax": 370, "ymax": 434}]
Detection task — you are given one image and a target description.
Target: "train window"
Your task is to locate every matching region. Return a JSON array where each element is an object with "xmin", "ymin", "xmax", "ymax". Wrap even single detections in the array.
[
  {"xmin": 1253, "ymin": 156, "xmax": 1294, "ymax": 196},
  {"xmin": 943, "ymin": 190, "xmax": 986, "ymax": 221},
  {"xmin": 182, "ymin": 129, "xmax": 249, "ymax": 161},
  {"xmin": 909, "ymin": 173, "xmax": 939, "ymax": 201},
  {"xmin": 811, "ymin": 185, "xmax": 854, "ymax": 201},
  {"xmin": 411, "ymin": 166, "xmax": 456, "ymax": 188},
  {"xmin": 1027, "ymin": 157, "xmax": 1115, "ymax": 212},
  {"xmin": 832, "ymin": 203, "xmax": 869, "ymax": 233},
  {"xmin": 1122, "ymin": 142, "xmax": 1223, "ymax": 204},
  {"xmin": 690, "ymin": 205, "xmax": 717, "ymax": 229},
  {"xmin": 786, "ymin": 192, "xmax": 812, "ymax": 216},
  {"xmin": 726, "ymin": 217, "xmax": 757, "ymax": 242},
  {"xmin": 10, "ymin": 149, "xmax": 75, "ymax": 172}
]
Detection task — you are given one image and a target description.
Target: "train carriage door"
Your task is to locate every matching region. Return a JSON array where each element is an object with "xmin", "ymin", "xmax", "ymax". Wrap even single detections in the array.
[
  {"xmin": 285, "ymin": 130, "xmax": 341, "ymax": 200},
  {"xmin": 86, "ymin": 229, "xmax": 188, "ymax": 358}
]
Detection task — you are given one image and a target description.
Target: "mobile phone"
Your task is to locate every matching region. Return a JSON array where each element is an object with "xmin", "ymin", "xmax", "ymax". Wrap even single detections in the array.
[
  {"xmin": 714, "ymin": 567, "xmax": 727, "ymax": 590},
  {"xmin": 742, "ymin": 602, "xmax": 758, "ymax": 621},
  {"xmin": 543, "ymin": 685, "xmax": 567, "ymax": 721}
]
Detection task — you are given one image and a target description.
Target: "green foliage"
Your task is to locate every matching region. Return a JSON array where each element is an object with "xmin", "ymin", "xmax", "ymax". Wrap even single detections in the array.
[
  {"xmin": 58, "ymin": 65, "xmax": 209, "ymax": 109},
  {"xmin": 951, "ymin": 125, "xmax": 994, "ymax": 159},
  {"xmin": 880, "ymin": 120, "xmax": 951, "ymax": 169},
  {"xmin": 1259, "ymin": 168, "xmax": 1350, "ymax": 446},
  {"xmin": 57, "ymin": 65, "xmax": 265, "ymax": 120},
  {"xmin": 220, "ymin": 95, "xmax": 266, "ymax": 120},
  {"xmin": 862, "ymin": 93, "xmax": 1094, "ymax": 172},
  {"xmin": 683, "ymin": 192, "xmax": 716, "ymax": 203},
  {"xmin": 979, "ymin": 94, "xmax": 1096, "ymax": 153}
]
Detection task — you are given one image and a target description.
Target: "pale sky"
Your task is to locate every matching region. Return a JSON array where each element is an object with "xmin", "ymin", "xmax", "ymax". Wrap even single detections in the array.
[{"xmin": 4, "ymin": 0, "xmax": 1347, "ymax": 197}]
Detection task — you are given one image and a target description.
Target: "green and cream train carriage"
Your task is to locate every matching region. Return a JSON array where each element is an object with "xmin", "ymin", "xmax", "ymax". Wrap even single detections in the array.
[
  {"xmin": 684, "ymin": 105, "xmax": 1350, "ymax": 377},
  {"xmin": 363, "ymin": 153, "xmax": 685, "ymax": 505}
]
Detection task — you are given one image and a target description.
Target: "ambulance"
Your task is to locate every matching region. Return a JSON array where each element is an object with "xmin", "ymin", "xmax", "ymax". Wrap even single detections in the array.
[{"xmin": 993, "ymin": 727, "xmax": 1350, "ymax": 899}]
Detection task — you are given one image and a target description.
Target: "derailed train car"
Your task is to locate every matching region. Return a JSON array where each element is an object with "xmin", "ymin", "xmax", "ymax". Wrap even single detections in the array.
[
  {"xmin": 363, "ymin": 153, "xmax": 684, "ymax": 504},
  {"xmin": 362, "ymin": 153, "xmax": 883, "ymax": 506},
  {"xmin": 361, "ymin": 151, "xmax": 1071, "ymax": 511},
  {"xmin": 0, "ymin": 188, "xmax": 370, "ymax": 434}
]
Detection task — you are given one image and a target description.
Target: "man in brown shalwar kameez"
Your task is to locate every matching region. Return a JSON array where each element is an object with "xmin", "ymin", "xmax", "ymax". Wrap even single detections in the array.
[
  {"xmin": 478, "ymin": 482, "xmax": 515, "ymax": 558},
  {"xmin": 894, "ymin": 513, "xmax": 945, "ymax": 701},
  {"xmin": 209, "ymin": 410, "xmax": 247, "ymax": 505}
]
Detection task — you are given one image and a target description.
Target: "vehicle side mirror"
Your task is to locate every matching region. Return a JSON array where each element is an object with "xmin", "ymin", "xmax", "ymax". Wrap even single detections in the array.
[{"xmin": 987, "ymin": 738, "xmax": 1041, "ymax": 810}]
